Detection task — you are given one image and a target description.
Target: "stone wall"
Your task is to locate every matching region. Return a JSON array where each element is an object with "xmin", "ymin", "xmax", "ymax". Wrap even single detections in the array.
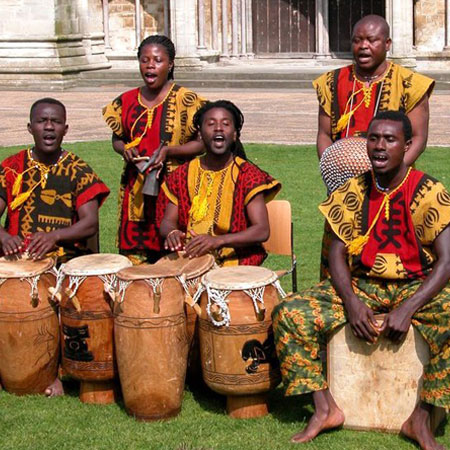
[{"xmin": 414, "ymin": 0, "xmax": 445, "ymax": 53}]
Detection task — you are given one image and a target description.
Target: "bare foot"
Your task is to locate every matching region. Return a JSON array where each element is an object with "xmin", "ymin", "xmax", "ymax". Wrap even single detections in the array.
[
  {"xmin": 45, "ymin": 377, "xmax": 64, "ymax": 397},
  {"xmin": 291, "ymin": 403, "xmax": 344, "ymax": 443},
  {"xmin": 401, "ymin": 403, "xmax": 445, "ymax": 450}
]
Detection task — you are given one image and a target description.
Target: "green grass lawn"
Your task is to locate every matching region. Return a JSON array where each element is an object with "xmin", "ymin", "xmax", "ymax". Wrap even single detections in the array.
[{"xmin": 0, "ymin": 142, "xmax": 448, "ymax": 450}]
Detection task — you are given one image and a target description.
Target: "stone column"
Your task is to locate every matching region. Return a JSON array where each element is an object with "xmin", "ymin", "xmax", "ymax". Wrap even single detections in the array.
[
  {"xmin": 444, "ymin": 0, "xmax": 450, "ymax": 51},
  {"xmin": 0, "ymin": 0, "xmax": 110, "ymax": 89},
  {"xmin": 314, "ymin": 0, "xmax": 331, "ymax": 59},
  {"xmin": 169, "ymin": 0, "xmax": 202, "ymax": 66},
  {"xmin": 386, "ymin": 0, "xmax": 416, "ymax": 67}
]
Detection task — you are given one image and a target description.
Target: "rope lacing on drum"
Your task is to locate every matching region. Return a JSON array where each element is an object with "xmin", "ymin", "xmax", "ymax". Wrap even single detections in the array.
[
  {"xmin": 21, "ymin": 275, "xmax": 40, "ymax": 304},
  {"xmin": 192, "ymin": 283, "xmax": 205, "ymax": 305},
  {"xmin": 176, "ymin": 275, "xmax": 201, "ymax": 297},
  {"xmin": 206, "ymin": 286, "xmax": 231, "ymax": 327},
  {"xmin": 98, "ymin": 274, "xmax": 117, "ymax": 297},
  {"xmin": 143, "ymin": 277, "xmax": 164, "ymax": 294},
  {"xmin": 243, "ymin": 286, "xmax": 266, "ymax": 316},
  {"xmin": 0, "ymin": 278, "xmax": 6, "ymax": 288},
  {"xmin": 50, "ymin": 264, "xmax": 66, "ymax": 300},
  {"xmin": 68, "ymin": 276, "xmax": 87, "ymax": 298},
  {"xmin": 117, "ymin": 280, "xmax": 132, "ymax": 304},
  {"xmin": 272, "ymin": 280, "xmax": 287, "ymax": 299}
]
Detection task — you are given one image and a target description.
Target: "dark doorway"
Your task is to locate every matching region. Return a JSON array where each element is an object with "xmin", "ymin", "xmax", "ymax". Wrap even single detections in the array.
[
  {"xmin": 328, "ymin": 0, "xmax": 386, "ymax": 53},
  {"xmin": 252, "ymin": 0, "xmax": 316, "ymax": 56}
]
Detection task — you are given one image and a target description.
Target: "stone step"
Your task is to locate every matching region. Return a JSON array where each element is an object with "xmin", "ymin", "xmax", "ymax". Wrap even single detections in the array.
[{"xmin": 78, "ymin": 68, "xmax": 450, "ymax": 90}]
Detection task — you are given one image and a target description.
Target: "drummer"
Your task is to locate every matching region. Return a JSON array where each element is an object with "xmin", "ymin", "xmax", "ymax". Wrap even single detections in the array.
[
  {"xmin": 313, "ymin": 14, "xmax": 434, "ymax": 165},
  {"xmin": 0, "ymin": 98, "xmax": 110, "ymax": 395},
  {"xmin": 158, "ymin": 100, "xmax": 281, "ymax": 266}
]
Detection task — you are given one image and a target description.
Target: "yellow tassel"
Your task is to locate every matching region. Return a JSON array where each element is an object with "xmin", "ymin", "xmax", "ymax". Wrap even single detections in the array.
[
  {"xmin": 10, "ymin": 191, "xmax": 32, "ymax": 210},
  {"xmin": 346, "ymin": 235, "xmax": 369, "ymax": 256},
  {"xmin": 336, "ymin": 112, "xmax": 353, "ymax": 133},
  {"xmin": 12, "ymin": 173, "xmax": 22, "ymax": 196},
  {"xmin": 124, "ymin": 137, "xmax": 142, "ymax": 151}
]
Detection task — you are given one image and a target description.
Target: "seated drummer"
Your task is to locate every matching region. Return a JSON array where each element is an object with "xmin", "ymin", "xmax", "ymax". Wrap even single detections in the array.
[
  {"xmin": 158, "ymin": 100, "xmax": 281, "ymax": 266},
  {"xmin": 0, "ymin": 98, "xmax": 110, "ymax": 396},
  {"xmin": 0, "ymin": 98, "xmax": 109, "ymax": 262},
  {"xmin": 272, "ymin": 111, "xmax": 450, "ymax": 450}
]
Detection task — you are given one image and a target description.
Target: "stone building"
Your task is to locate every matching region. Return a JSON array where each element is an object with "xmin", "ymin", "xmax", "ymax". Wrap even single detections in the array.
[{"xmin": 1, "ymin": 0, "xmax": 449, "ymax": 89}]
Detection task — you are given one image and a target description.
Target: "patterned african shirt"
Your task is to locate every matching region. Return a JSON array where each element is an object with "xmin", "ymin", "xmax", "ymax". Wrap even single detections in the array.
[
  {"xmin": 319, "ymin": 169, "xmax": 450, "ymax": 279},
  {"xmin": 159, "ymin": 157, "xmax": 281, "ymax": 266},
  {"xmin": 102, "ymin": 84, "xmax": 205, "ymax": 252},
  {"xmin": 0, "ymin": 149, "xmax": 110, "ymax": 259},
  {"xmin": 313, "ymin": 63, "xmax": 435, "ymax": 142}
]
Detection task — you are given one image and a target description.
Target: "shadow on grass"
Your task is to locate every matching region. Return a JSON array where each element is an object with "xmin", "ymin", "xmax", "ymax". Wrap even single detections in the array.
[
  {"xmin": 267, "ymin": 386, "xmax": 314, "ymax": 424},
  {"xmin": 185, "ymin": 379, "xmax": 227, "ymax": 415}
]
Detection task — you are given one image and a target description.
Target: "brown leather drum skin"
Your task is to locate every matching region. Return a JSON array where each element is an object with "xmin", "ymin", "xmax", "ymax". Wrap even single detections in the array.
[
  {"xmin": 0, "ymin": 258, "xmax": 59, "ymax": 395},
  {"xmin": 59, "ymin": 254, "xmax": 132, "ymax": 404},
  {"xmin": 198, "ymin": 266, "xmax": 282, "ymax": 419},
  {"xmin": 114, "ymin": 265, "xmax": 189, "ymax": 421}
]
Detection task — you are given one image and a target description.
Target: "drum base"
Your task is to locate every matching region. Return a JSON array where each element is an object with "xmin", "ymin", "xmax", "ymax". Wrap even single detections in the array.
[
  {"xmin": 126, "ymin": 407, "xmax": 181, "ymax": 422},
  {"xmin": 227, "ymin": 394, "xmax": 268, "ymax": 419},
  {"xmin": 79, "ymin": 380, "xmax": 117, "ymax": 404}
]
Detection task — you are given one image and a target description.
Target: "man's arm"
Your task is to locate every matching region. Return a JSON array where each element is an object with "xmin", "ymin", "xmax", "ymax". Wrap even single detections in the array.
[
  {"xmin": 0, "ymin": 197, "xmax": 23, "ymax": 255},
  {"xmin": 160, "ymin": 201, "xmax": 186, "ymax": 252},
  {"xmin": 329, "ymin": 234, "xmax": 379, "ymax": 342},
  {"xmin": 184, "ymin": 193, "xmax": 270, "ymax": 258},
  {"xmin": 380, "ymin": 225, "xmax": 450, "ymax": 342},
  {"xmin": 405, "ymin": 94, "xmax": 430, "ymax": 166},
  {"xmin": 26, "ymin": 199, "xmax": 100, "ymax": 260},
  {"xmin": 316, "ymin": 106, "xmax": 333, "ymax": 159}
]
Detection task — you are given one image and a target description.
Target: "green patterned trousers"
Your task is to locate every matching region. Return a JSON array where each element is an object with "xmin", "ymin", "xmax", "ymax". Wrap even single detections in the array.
[{"xmin": 272, "ymin": 277, "xmax": 450, "ymax": 408}]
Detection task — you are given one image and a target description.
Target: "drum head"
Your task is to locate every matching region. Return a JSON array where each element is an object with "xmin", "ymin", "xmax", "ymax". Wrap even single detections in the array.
[
  {"xmin": 320, "ymin": 137, "xmax": 371, "ymax": 193},
  {"xmin": 203, "ymin": 266, "xmax": 277, "ymax": 290},
  {"xmin": 0, "ymin": 256, "xmax": 54, "ymax": 278},
  {"xmin": 117, "ymin": 263, "xmax": 181, "ymax": 281},
  {"xmin": 62, "ymin": 253, "xmax": 132, "ymax": 276},
  {"xmin": 157, "ymin": 252, "xmax": 215, "ymax": 280}
]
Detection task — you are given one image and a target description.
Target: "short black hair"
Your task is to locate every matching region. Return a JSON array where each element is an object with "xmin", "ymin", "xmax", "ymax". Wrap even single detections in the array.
[
  {"xmin": 369, "ymin": 110, "xmax": 412, "ymax": 141},
  {"xmin": 137, "ymin": 34, "xmax": 176, "ymax": 80},
  {"xmin": 30, "ymin": 97, "xmax": 66, "ymax": 121},
  {"xmin": 193, "ymin": 100, "xmax": 246, "ymax": 159}
]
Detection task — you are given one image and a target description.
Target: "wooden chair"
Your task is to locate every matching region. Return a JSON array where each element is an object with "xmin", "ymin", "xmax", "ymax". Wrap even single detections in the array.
[{"xmin": 263, "ymin": 200, "xmax": 297, "ymax": 293}]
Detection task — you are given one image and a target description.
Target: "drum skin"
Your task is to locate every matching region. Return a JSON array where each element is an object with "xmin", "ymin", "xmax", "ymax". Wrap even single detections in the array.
[
  {"xmin": 60, "ymin": 277, "xmax": 115, "ymax": 382},
  {"xmin": 114, "ymin": 276, "xmax": 189, "ymax": 421},
  {"xmin": 199, "ymin": 284, "xmax": 281, "ymax": 417},
  {"xmin": 0, "ymin": 274, "xmax": 59, "ymax": 395}
]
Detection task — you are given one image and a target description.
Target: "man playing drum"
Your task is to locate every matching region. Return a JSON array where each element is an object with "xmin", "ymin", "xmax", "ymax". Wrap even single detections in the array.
[
  {"xmin": 0, "ymin": 98, "xmax": 110, "ymax": 395},
  {"xmin": 158, "ymin": 100, "xmax": 281, "ymax": 266},
  {"xmin": 273, "ymin": 111, "xmax": 450, "ymax": 450}
]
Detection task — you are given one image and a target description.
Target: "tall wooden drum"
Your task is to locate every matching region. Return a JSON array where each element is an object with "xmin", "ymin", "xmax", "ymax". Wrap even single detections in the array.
[
  {"xmin": 114, "ymin": 262, "xmax": 191, "ymax": 421},
  {"xmin": 197, "ymin": 266, "xmax": 284, "ymax": 419},
  {"xmin": 54, "ymin": 253, "xmax": 132, "ymax": 404},
  {"xmin": 155, "ymin": 252, "xmax": 215, "ymax": 383},
  {"xmin": 0, "ymin": 257, "xmax": 59, "ymax": 395}
]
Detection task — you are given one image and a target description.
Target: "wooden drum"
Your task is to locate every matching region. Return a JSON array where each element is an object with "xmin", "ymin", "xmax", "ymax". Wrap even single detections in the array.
[
  {"xmin": 114, "ymin": 262, "xmax": 189, "ymax": 421},
  {"xmin": 155, "ymin": 252, "xmax": 215, "ymax": 383},
  {"xmin": 0, "ymin": 257, "xmax": 59, "ymax": 395},
  {"xmin": 197, "ymin": 266, "xmax": 284, "ymax": 418},
  {"xmin": 53, "ymin": 253, "xmax": 132, "ymax": 404}
]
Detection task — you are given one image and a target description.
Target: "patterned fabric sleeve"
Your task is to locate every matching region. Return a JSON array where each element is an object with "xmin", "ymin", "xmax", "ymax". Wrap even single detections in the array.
[
  {"xmin": 102, "ymin": 94, "xmax": 124, "ymax": 138},
  {"xmin": 400, "ymin": 67, "xmax": 435, "ymax": 113},
  {"xmin": 312, "ymin": 71, "xmax": 333, "ymax": 117},
  {"xmin": 411, "ymin": 176, "xmax": 450, "ymax": 245},
  {"xmin": 174, "ymin": 88, "xmax": 207, "ymax": 144},
  {"xmin": 160, "ymin": 172, "xmax": 179, "ymax": 206},
  {"xmin": 318, "ymin": 175, "xmax": 367, "ymax": 245},
  {"xmin": 0, "ymin": 164, "xmax": 7, "ymax": 202},
  {"xmin": 240, "ymin": 160, "xmax": 282, "ymax": 205},
  {"xmin": 72, "ymin": 155, "xmax": 110, "ymax": 210}
]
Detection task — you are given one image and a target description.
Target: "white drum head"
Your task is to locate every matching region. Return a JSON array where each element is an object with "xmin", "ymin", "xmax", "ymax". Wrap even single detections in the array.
[
  {"xmin": 0, "ymin": 256, "xmax": 54, "ymax": 278},
  {"xmin": 203, "ymin": 266, "xmax": 277, "ymax": 290},
  {"xmin": 157, "ymin": 252, "xmax": 215, "ymax": 280},
  {"xmin": 62, "ymin": 253, "xmax": 132, "ymax": 276}
]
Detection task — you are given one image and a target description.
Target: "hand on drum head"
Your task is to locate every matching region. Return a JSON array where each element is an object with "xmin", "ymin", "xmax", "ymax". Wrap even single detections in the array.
[
  {"xmin": 27, "ymin": 231, "xmax": 59, "ymax": 260},
  {"xmin": 184, "ymin": 231, "xmax": 221, "ymax": 258},
  {"xmin": 0, "ymin": 233, "xmax": 23, "ymax": 256},
  {"xmin": 164, "ymin": 229, "xmax": 186, "ymax": 252}
]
